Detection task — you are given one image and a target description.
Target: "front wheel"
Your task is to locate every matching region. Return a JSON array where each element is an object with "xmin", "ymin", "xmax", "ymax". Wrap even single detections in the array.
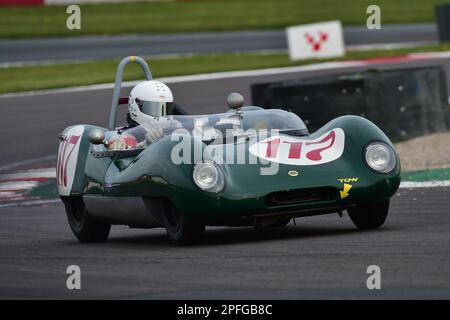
[
  {"xmin": 162, "ymin": 201, "xmax": 205, "ymax": 245},
  {"xmin": 347, "ymin": 199, "xmax": 390, "ymax": 230},
  {"xmin": 62, "ymin": 196, "xmax": 111, "ymax": 243}
]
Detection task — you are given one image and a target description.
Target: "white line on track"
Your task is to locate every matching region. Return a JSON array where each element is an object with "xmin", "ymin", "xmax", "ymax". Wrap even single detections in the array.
[
  {"xmin": 0, "ymin": 41, "xmax": 438, "ymax": 69},
  {"xmin": 409, "ymin": 51, "xmax": 450, "ymax": 59},
  {"xmin": 346, "ymin": 41, "xmax": 437, "ymax": 52},
  {"xmin": 2, "ymin": 165, "xmax": 449, "ymax": 191},
  {"xmin": 0, "ymin": 166, "xmax": 448, "ymax": 207},
  {"xmin": 399, "ymin": 180, "xmax": 450, "ymax": 188},
  {"xmin": 0, "ymin": 169, "xmax": 56, "ymax": 181},
  {"xmin": 0, "ymin": 61, "xmax": 366, "ymax": 99},
  {"xmin": 0, "ymin": 49, "xmax": 287, "ymax": 69},
  {"xmin": 0, "ymin": 199, "xmax": 61, "ymax": 208},
  {"xmin": 2, "ymin": 50, "xmax": 450, "ymax": 99},
  {"xmin": 0, "ymin": 181, "xmax": 39, "ymax": 191},
  {"xmin": 0, "ymin": 191, "xmax": 20, "ymax": 197},
  {"xmin": 0, "ymin": 164, "xmax": 450, "ymax": 191}
]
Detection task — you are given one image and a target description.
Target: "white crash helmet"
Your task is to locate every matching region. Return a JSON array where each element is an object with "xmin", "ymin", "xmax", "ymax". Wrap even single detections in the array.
[{"xmin": 128, "ymin": 80, "xmax": 174, "ymax": 125}]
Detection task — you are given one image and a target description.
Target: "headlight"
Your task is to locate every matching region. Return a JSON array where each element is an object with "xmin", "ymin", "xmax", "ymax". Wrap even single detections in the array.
[
  {"xmin": 193, "ymin": 162, "xmax": 225, "ymax": 193},
  {"xmin": 365, "ymin": 142, "xmax": 396, "ymax": 173}
]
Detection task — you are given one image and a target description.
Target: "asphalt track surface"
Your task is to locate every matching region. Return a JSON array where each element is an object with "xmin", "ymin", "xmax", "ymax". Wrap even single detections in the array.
[
  {"xmin": 0, "ymin": 24, "xmax": 437, "ymax": 64},
  {"xmin": 0, "ymin": 187, "xmax": 449, "ymax": 299},
  {"xmin": 0, "ymin": 57, "xmax": 449, "ymax": 299}
]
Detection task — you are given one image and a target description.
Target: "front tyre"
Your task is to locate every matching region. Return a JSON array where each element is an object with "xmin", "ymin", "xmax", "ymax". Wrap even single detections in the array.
[
  {"xmin": 162, "ymin": 201, "xmax": 205, "ymax": 245},
  {"xmin": 347, "ymin": 199, "xmax": 390, "ymax": 230},
  {"xmin": 62, "ymin": 196, "xmax": 111, "ymax": 243}
]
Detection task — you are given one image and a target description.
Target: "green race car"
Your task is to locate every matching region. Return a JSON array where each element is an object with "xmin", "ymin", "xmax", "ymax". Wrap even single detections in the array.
[{"xmin": 57, "ymin": 57, "xmax": 401, "ymax": 245}]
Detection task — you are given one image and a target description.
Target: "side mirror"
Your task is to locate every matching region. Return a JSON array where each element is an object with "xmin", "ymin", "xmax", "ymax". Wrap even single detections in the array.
[
  {"xmin": 227, "ymin": 92, "xmax": 244, "ymax": 110},
  {"xmin": 89, "ymin": 128, "xmax": 105, "ymax": 145}
]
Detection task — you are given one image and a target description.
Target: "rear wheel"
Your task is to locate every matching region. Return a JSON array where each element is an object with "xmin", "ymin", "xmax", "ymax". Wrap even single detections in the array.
[
  {"xmin": 62, "ymin": 196, "xmax": 111, "ymax": 243},
  {"xmin": 162, "ymin": 201, "xmax": 205, "ymax": 245},
  {"xmin": 347, "ymin": 199, "xmax": 390, "ymax": 230}
]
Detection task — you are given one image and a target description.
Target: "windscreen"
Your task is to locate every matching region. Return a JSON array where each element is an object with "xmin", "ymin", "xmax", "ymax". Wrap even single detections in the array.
[
  {"xmin": 168, "ymin": 109, "xmax": 308, "ymax": 139},
  {"xmin": 106, "ymin": 109, "xmax": 308, "ymax": 150}
]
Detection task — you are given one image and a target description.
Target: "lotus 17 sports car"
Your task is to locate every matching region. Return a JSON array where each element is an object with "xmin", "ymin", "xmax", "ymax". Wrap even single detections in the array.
[{"xmin": 57, "ymin": 56, "xmax": 401, "ymax": 245}]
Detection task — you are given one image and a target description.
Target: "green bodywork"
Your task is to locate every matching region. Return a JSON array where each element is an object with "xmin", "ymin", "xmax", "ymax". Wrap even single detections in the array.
[{"xmin": 65, "ymin": 115, "xmax": 400, "ymax": 224}]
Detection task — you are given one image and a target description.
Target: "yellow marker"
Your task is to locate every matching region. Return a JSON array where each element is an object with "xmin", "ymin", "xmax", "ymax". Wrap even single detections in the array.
[
  {"xmin": 130, "ymin": 56, "xmax": 135, "ymax": 62},
  {"xmin": 340, "ymin": 183, "xmax": 352, "ymax": 199}
]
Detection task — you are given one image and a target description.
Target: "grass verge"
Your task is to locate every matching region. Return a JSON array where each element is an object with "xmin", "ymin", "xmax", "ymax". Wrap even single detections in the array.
[
  {"xmin": 0, "ymin": 43, "xmax": 449, "ymax": 94},
  {"xmin": 402, "ymin": 168, "xmax": 450, "ymax": 182},
  {"xmin": 0, "ymin": 0, "xmax": 443, "ymax": 38}
]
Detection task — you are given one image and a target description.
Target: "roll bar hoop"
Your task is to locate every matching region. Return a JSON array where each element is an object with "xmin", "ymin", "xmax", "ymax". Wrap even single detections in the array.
[{"xmin": 108, "ymin": 56, "xmax": 153, "ymax": 130}]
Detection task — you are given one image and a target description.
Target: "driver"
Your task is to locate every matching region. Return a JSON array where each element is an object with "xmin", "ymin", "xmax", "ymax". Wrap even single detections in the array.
[{"xmin": 108, "ymin": 80, "xmax": 181, "ymax": 150}]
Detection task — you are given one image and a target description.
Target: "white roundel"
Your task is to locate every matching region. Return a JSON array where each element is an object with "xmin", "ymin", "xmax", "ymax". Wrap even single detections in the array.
[
  {"xmin": 249, "ymin": 128, "xmax": 345, "ymax": 165},
  {"xmin": 57, "ymin": 125, "xmax": 85, "ymax": 196}
]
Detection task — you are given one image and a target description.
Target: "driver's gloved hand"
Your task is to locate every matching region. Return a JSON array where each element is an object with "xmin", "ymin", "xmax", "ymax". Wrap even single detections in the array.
[{"xmin": 145, "ymin": 127, "xmax": 164, "ymax": 144}]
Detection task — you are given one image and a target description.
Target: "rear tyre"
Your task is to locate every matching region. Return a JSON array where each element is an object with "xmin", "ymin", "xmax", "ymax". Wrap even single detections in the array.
[
  {"xmin": 62, "ymin": 196, "xmax": 111, "ymax": 243},
  {"xmin": 347, "ymin": 199, "xmax": 390, "ymax": 230},
  {"xmin": 162, "ymin": 201, "xmax": 205, "ymax": 245}
]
